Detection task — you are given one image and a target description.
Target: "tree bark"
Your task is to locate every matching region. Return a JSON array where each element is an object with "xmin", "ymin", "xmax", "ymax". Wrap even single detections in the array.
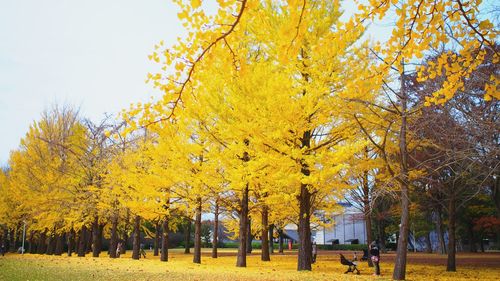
[
  {"xmin": 425, "ymin": 232, "xmax": 432, "ymax": 253},
  {"xmin": 184, "ymin": 219, "xmax": 191, "ymax": 254},
  {"xmin": 46, "ymin": 233, "xmax": 54, "ymax": 255},
  {"xmin": 68, "ymin": 229, "xmax": 75, "ymax": 256},
  {"xmin": 122, "ymin": 209, "xmax": 130, "ymax": 254},
  {"xmin": 236, "ymin": 183, "xmax": 249, "ymax": 267},
  {"xmin": 436, "ymin": 208, "xmax": 447, "ymax": 254},
  {"xmin": 154, "ymin": 221, "xmax": 160, "ymax": 256},
  {"xmin": 9, "ymin": 228, "xmax": 16, "ymax": 253},
  {"xmin": 212, "ymin": 200, "xmax": 219, "ymax": 258},
  {"xmin": 297, "ymin": 181, "xmax": 313, "ymax": 271},
  {"xmin": 28, "ymin": 231, "xmax": 34, "ymax": 254},
  {"xmin": 132, "ymin": 215, "xmax": 140, "ymax": 260},
  {"xmin": 467, "ymin": 223, "xmax": 476, "ymax": 252},
  {"xmin": 363, "ymin": 168, "xmax": 373, "ymax": 267},
  {"xmin": 92, "ymin": 216, "xmax": 100, "ymax": 257},
  {"xmin": 37, "ymin": 231, "xmax": 46, "ymax": 254},
  {"xmin": 109, "ymin": 214, "xmax": 118, "ymax": 258},
  {"xmin": 278, "ymin": 229, "xmax": 284, "ymax": 254},
  {"xmin": 160, "ymin": 218, "xmax": 169, "ymax": 262},
  {"xmin": 393, "ymin": 69, "xmax": 410, "ymax": 281},
  {"xmin": 261, "ymin": 206, "xmax": 270, "ymax": 261},
  {"xmin": 193, "ymin": 198, "xmax": 202, "ymax": 264},
  {"xmin": 246, "ymin": 217, "xmax": 252, "ymax": 254},
  {"xmin": 447, "ymin": 196, "xmax": 457, "ymax": 272},
  {"xmin": 54, "ymin": 234, "xmax": 64, "ymax": 255},
  {"xmin": 77, "ymin": 226, "xmax": 87, "ymax": 257},
  {"xmin": 269, "ymin": 224, "xmax": 274, "ymax": 254}
]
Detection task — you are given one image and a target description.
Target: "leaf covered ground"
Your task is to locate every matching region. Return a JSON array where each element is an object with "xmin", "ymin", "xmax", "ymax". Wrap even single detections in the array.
[{"xmin": 0, "ymin": 249, "xmax": 498, "ymax": 281}]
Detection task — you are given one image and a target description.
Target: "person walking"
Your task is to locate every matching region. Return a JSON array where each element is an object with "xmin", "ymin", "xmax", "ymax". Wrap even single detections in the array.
[{"xmin": 370, "ymin": 240, "xmax": 381, "ymax": 276}]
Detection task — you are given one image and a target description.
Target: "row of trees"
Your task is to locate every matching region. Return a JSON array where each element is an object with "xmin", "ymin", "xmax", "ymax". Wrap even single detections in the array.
[{"xmin": 0, "ymin": 1, "xmax": 498, "ymax": 280}]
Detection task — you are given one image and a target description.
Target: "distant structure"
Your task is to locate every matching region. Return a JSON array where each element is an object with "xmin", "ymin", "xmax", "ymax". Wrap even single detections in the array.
[{"xmin": 284, "ymin": 202, "xmax": 367, "ymax": 245}]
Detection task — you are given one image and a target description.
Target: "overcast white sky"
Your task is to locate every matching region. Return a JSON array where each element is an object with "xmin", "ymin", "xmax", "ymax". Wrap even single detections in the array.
[{"xmin": 0, "ymin": 0, "xmax": 187, "ymax": 166}]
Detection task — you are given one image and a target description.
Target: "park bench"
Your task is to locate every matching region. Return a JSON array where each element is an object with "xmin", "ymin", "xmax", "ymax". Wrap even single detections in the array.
[{"xmin": 340, "ymin": 253, "xmax": 360, "ymax": 275}]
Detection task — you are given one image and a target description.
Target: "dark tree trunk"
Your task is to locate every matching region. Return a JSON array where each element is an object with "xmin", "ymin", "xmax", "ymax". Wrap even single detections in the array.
[
  {"xmin": 54, "ymin": 234, "xmax": 64, "ymax": 255},
  {"xmin": 28, "ymin": 231, "xmax": 34, "ymax": 254},
  {"xmin": 77, "ymin": 226, "xmax": 87, "ymax": 257},
  {"xmin": 297, "ymin": 129, "xmax": 313, "ymax": 271},
  {"xmin": 68, "ymin": 229, "xmax": 75, "ymax": 256},
  {"xmin": 212, "ymin": 200, "xmax": 219, "ymax": 258},
  {"xmin": 122, "ymin": 209, "xmax": 130, "ymax": 254},
  {"xmin": 9, "ymin": 228, "xmax": 16, "ymax": 253},
  {"xmin": 85, "ymin": 229, "xmax": 92, "ymax": 254},
  {"xmin": 97, "ymin": 224, "xmax": 104, "ymax": 254},
  {"xmin": 246, "ymin": 217, "xmax": 252, "ymax": 254},
  {"xmin": 236, "ymin": 183, "xmax": 249, "ymax": 267},
  {"xmin": 436, "ymin": 208, "xmax": 447, "ymax": 254},
  {"xmin": 193, "ymin": 198, "xmax": 202, "ymax": 264},
  {"xmin": 92, "ymin": 216, "xmax": 100, "ymax": 257},
  {"xmin": 376, "ymin": 220, "xmax": 387, "ymax": 253},
  {"xmin": 109, "ymin": 214, "xmax": 118, "ymax": 258},
  {"xmin": 37, "ymin": 231, "xmax": 46, "ymax": 254},
  {"xmin": 154, "ymin": 221, "xmax": 160, "ymax": 256},
  {"xmin": 393, "ymin": 70, "xmax": 410, "ymax": 281},
  {"xmin": 261, "ymin": 206, "xmax": 270, "ymax": 261},
  {"xmin": 74, "ymin": 231, "xmax": 79, "ymax": 254},
  {"xmin": 425, "ymin": 232, "xmax": 432, "ymax": 253},
  {"xmin": 297, "ymin": 181, "xmax": 312, "ymax": 271},
  {"xmin": 184, "ymin": 219, "xmax": 191, "ymax": 254},
  {"xmin": 160, "ymin": 218, "xmax": 169, "ymax": 262},
  {"xmin": 269, "ymin": 224, "xmax": 274, "ymax": 254},
  {"xmin": 447, "ymin": 197, "xmax": 456, "ymax": 272},
  {"xmin": 468, "ymin": 223, "xmax": 476, "ymax": 252},
  {"xmin": 363, "ymin": 169, "xmax": 373, "ymax": 267},
  {"xmin": 46, "ymin": 234, "xmax": 54, "ymax": 255},
  {"xmin": 278, "ymin": 229, "xmax": 284, "ymax": 254},
  {"xmin": 132, "ymin": 215, "xmax": 141, "ymax": 260}
]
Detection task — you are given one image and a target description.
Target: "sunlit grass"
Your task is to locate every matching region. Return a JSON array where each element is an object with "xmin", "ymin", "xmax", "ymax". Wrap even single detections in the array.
[{"xmin": 0, "ymin": 249, "xmax": 498, "ymax": 281}]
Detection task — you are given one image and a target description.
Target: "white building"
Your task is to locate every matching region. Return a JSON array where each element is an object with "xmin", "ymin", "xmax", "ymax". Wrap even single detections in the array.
[{"xmin": 284, "ymin": 202, "xmax": 367, "ymax": 245}]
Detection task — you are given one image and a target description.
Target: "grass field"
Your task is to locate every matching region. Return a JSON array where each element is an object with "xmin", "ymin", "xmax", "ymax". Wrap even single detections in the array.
[{"xmin": 0, "ymin": 249, "xmax": 499, "ymax": 281}]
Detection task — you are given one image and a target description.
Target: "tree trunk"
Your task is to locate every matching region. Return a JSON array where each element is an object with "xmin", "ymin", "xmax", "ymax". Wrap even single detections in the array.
[
  {"xmin": 393, "ymin": 69, "xmax": 410, "ymax": 281},
  {"xmin": 54, "ymin": 234, "xmax": 63, "ymax": 255},
  {"xmin": 278, "ymin": 229, "xmax": 284, "ymax": 254},
  {"xmin": 246, "ymin": 217, "xmax": 252, "ymax": 254},
  {"xmin": 160, "ymin": 218, "xmax": 169, "ymax": 262},
  {"xmin": 154, "ymin": 221, "xmax": 160, "ymax": 256},
  {"xmin": 46, "ymin": 233, "xmax": 54, "ymax": 255},
  {"xmin": 467, "ymin": 223, "xmax": 476, "ymax": 252},
  {"xmin": 184, "ymin": 219, "xmax": 191, "ymax": 254},
  {"xmin": 193, "ymin": 198, "xmax": 202, "ymax": 264},
  {"xmin": 447, "ymin": 196, "xmax": 456, "ymax": 272},
  {"xmin": 92, "ymin": 216, "xmax": 100, "ymax": 257},
  {"xmin": 28, "ymin": 231, "xmax": 34, "ymax": 254},
  {"xmin": 261, "ymin": 206, "xmax": 270, "ymax": 261},
  {"xmin": 132, "ymin": 215, "xmax": 140, "ymax": 260},
  {"xmin": 363, "ymin": 169, "xmax": 373, "ymax": 267},
  {"xmin": 297, "ymin": 181, "xmax": 313, "ymax": 271},
  {"xmin": 425, "ymin": 232, "xmax": 432, "ymax": 253},
  {"xmin": 212, "ymin": 200, "xmax": 219, "ymax": 258},
  {"xmin": 37, "ymin": 231, "xmax": 46, "ymax": 254},
  {"xmin": 86, "ymin": 229, "xmax": 93, "ymax": 254},
  {"xmin": 109, "ymin": 214, "xmax": 118, "ymax": 258},
  {"xmin": 9, "ymin": 228, "xmax": 16, "ymax": 253},
  {"xmin": 78, "ymin": 226, "xmax": 87, "ymax": 257},
  {"xmin": 269, "ymin": 224, "xmax": 274, "ymax": 254},
  {"xmin": 436, "ymin": 208, "xmax": 447, "ymax": 254},
  {"xmin": 236, "ymin": 183, "xmax": 249, "ymax": 267},
  {"xmin": 68, "ymin": 229, "xmax": 75, "ymax": 256},
  {"xmin": 122, "ymin": 209, "xmax": 130, "ymax": 254}
]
